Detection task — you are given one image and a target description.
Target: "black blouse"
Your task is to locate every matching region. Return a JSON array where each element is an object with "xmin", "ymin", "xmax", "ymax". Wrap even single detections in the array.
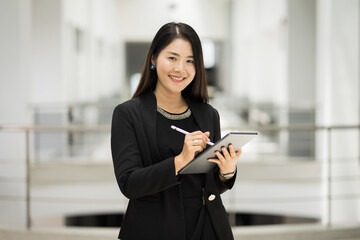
[{"xmin": 156, "ymin": 107, "xmax": 218, "ymax": 240}]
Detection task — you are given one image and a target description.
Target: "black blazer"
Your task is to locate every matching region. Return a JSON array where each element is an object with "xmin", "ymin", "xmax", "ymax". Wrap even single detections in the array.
[{"xmin": 111, "ymin": 91, "xmax": 236, "ymax": 240}]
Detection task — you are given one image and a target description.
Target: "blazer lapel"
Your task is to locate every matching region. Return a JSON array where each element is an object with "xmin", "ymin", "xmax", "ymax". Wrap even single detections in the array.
[
  {"xmin": 186, "ymin": 98, "xmax": 210, "ymax": 133},
  {"xmin": 139, "ymin": 91, "xmax": 162, "ymax": 162}
]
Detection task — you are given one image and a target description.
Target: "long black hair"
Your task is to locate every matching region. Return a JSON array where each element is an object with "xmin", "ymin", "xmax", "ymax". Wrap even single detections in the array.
[{"xmin": 132, "ymin": 22, "xmax": 208, "ymax": 103}]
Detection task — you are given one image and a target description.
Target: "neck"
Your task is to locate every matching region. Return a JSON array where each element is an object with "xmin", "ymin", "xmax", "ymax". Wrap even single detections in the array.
[{"xmin": 154, "ymin": 88, "xmax": 187, "ymax": 113}]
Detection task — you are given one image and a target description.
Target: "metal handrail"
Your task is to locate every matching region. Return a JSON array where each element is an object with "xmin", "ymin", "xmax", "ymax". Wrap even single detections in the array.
[
  {"xmin": 0, "ymin": 124, "xmax": 359, "ymax": 229},
  {"xmin": 0, "ymin": 123, "xmax": 359, "ymax": 132},
  {"xmin": 224, "ymin": 124, "xmax": 360, "ymax": 131},
  {"xmin": 0, "ymin": 124, "xmax": 360, "ymax": 132},
  {"xmin": 0, "ymin": 125, "xmax": 110, "ymax": 132}
]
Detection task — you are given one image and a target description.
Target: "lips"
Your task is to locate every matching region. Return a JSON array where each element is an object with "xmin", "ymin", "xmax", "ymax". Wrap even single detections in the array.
[{"xmin": 169, "ymin": 75, "xmax": 185, "ymax": 82}]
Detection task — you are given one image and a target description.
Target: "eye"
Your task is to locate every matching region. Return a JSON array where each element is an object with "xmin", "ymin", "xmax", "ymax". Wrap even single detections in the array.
[
  {"xmin": 168, "ymin": 57, "xmax": 176, "ymax": 61},
  {"xmin": 187, "ymin": 59, "xmax": 194, "ymax": 64}
]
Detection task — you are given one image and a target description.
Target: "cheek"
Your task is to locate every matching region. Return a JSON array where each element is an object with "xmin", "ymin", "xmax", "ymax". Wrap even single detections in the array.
[
  {"xmin": 155, "ymin": 58, "xmax": 167, "ymax": 70},
  {"xmin": 188, "ymin": 66, "xmax": 196, "ymax": 78}
]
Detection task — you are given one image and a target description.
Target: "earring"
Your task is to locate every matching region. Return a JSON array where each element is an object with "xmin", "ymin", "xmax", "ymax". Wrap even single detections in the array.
[{"xmin": 150, "ymin": 64, "xmax": 156, "ymax": 70}]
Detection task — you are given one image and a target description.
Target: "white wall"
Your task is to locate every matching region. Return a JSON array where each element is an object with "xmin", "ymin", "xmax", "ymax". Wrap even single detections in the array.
[
  {"xmin": 229, "ymin": 0, "xmax": 288, "ymax": 105},
  {"xmin": 61, "ymin": 0, "xmax": 229, "ymax": 102},
  {"xmin": 113, "ymin": 0, "xmax": 230, "ymax": 98},
  {"xmin": 62, "ymin": 0, "xmax": 123, "ymax": 103},
  {"xmin": 0, "ymin": 0, "xmax": 32, "ymax": 156},
  {"xmin": 32, "ymin": 0, "xmax": 63, "ymax": 104},
  {"xmin": 0, "ymin": 0, "xmax": 32, "ymax": 124},
  {"xmin": 288, "ymin": 0, "xmax": 316, "ymax": 105},
  {"xmin": 316, "ymin": 0, "xmax": 359, "ymax": 126},
  {"xmin": 116, "ymin": 0, "xmax": 228, "ymax": 40},
  {"xmin": 316, "ymin": 0, "xmax": 360, "ymax": 225}
]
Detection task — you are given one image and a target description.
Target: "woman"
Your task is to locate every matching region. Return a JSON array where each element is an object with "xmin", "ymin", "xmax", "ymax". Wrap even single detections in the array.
[{"xmin": 111, "ymin": 22, "xmax": 242, "ymax": 240}]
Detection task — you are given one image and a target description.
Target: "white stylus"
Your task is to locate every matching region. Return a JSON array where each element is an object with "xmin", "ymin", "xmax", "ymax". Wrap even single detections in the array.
[{"xmin": 170, "ymin": 125, "xmax": 215, "ymax": 146}]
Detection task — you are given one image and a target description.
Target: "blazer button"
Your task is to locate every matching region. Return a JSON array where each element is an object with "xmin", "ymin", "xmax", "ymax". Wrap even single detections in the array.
[{"xmin": 208, "ymin": 194, "xmax": 216, "ymax": 201}]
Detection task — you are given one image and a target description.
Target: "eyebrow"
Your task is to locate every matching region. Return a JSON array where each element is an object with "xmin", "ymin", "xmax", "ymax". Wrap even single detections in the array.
[{"xmin": 166, "ymin": 51, "xmax": 194, "ymax": 58}]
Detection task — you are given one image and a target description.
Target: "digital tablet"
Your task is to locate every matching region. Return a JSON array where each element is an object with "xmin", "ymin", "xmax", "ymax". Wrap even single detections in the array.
[{"xmin": 178, "ymin": 131, "xmax": 258, "ymax": 174}]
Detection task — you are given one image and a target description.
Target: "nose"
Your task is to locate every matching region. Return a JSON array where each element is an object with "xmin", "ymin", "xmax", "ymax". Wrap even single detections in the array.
[{"xmin": 174, "ymin": 61, "xmax": 185, "ymax": 73}]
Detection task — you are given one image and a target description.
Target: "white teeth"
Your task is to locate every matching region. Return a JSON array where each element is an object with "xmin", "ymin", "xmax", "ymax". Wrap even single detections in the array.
[{"xmin": 170, "ymin": 75, "xmax": 184, "ymax": 81}]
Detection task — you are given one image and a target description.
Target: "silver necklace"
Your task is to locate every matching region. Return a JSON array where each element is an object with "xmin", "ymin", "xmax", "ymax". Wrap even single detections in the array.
[{"xmin": 156, "ymin": 106, "xmax": 191, "ymax": 120}]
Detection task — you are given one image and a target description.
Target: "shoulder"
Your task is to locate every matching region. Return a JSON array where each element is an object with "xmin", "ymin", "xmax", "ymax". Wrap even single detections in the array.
[
  {"xmin": 115, "ymin": 91, "xmax": 155, "ymax": 111},
  {"xmin": 114, "ymin": 97, "xmax": 141, "ymax": 114},
  {"xmin": 113, "ymin": 91, "xmax": 156, "ymax": 119},
  {"xmin": 112, "ymin": 98, "xmax": 143, "ymax": 124},
  {"xmin": 204, "ymin": 102, "xmax": 219, "ymax": 114},
  {"xmin": 204, "ymin": 103, "xmax": 220, "ymax": 123}
]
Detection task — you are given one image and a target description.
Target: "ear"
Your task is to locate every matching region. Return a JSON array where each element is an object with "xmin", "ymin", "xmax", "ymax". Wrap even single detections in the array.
[{"xmin": 151, "ymin": 56, "xmax": 156, "ymax": 65}]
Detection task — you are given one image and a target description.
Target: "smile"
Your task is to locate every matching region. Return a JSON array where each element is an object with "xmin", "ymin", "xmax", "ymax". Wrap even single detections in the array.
[{"xmin": 169, "ymin": 75, "xmax": 185, "ymax": 82}]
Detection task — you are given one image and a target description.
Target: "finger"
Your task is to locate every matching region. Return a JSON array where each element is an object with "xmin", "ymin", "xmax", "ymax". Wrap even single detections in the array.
[
  {"xmin": 189, "ymin": 131, "xmax": 203, "ymax": 137},
  {"xmin": 203, "ymin": 131, "xmax": 211, "ymax": 142},
  {"xmin": 214, "ymin": 150, "xmax": 225, "ymax": 162},
  {"xmin": 201, "ymin": 139, "xmax": 206, "ymax": 149},
  {"xmin": 191, "ymin": 131, "xmax": 211, "ymax": 143},
  {"xmin": 185, "ymin": 138, "xmax": 195, "ymax": 148},
  {"xmin": 207, "ymin": 158, "xmax": 220, "ymax": 165},
  {"xmin": 228, "ymin": 144, "xmax": 236, "ymax": 157},
  {"xmin": 195, "ymin": 138, "xmax": 206, "ymax": 148},
  {"xmin": 185, "ymin": 134, "xmax": 194, "ymax": 145},
  {"xmin": 193, "ymin": 146, "xmax": 204, "ymax": 154},
  {"xmin": 205, "ymin": 133, "xmax": 211, "ymax": 143},
  {"xmin": 192, "ymin": 139, "xmax": 200, "ymax": 146},
  {"xmin": 221, "ymin": 146, "xmax": 231, "ymax": 159},
  {"xmin": 192, "ymin": 139, "xmax": 204, "ymax": 149},
  {"xmin": 200, "ymin": 140, "xmax": 206, "ymax": 149},
  {"xmin": 194, "ymin": 135, "xmax": 209, "ymax": 148},
  {"xmin": 196, "ymin": 134, "xmax": 210, "ymax": 145},
  {"xmin": 236, "ymin": 148, "xmax": 242, "ymax": 157},
  {"xmin": 190, "ymin": 143, "xmax": 204, "ymax": 150}
]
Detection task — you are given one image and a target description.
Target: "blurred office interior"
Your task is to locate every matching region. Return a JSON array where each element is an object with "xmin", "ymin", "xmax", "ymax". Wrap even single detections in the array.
[{"xmin": 0, "ymin": 0, "xmax": 359, "ymax": 239}]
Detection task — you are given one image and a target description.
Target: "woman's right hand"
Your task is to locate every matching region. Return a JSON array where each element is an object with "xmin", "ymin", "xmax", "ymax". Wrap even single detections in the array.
[{"xmin": 174, "ymin": 131, "xmax": 211, "ymax": 175}]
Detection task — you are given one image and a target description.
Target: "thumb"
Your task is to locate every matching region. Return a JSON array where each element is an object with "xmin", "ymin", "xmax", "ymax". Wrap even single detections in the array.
[{"xmin": 204, "ymin": 131, "xmax": 210, "ymax": 137}]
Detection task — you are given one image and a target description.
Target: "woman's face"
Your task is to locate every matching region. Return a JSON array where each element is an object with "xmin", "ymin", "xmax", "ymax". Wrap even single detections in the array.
[{"xmin": 153, "ymin": 38, "xmax": 196, "ymax": 96}]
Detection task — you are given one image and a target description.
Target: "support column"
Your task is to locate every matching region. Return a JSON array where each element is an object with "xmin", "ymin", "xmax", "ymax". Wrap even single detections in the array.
[
  {"xmin": 316, "ymin": 0, "xmax": 360, "ymax": 225},
  {"xmin": 0, "ymin": 0, "xmax": 32, "ymax": 227},
  {"xmin": 287, "ymin": 0, "xmax": 316, "ymax": 157}
]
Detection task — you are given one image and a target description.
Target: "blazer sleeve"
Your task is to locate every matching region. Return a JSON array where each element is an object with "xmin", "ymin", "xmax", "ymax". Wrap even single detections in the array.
[
  {"xmin": 211, "ymin": 107, "xmax": 237, "ymax": 194},
  {"xmin": 111, "ymin": 103, "xmax": 179, "ymax": 200}
]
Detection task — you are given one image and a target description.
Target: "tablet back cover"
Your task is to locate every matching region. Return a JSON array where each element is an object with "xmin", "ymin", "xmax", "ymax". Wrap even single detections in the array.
[{"xmin": 179, "ymin": 132, "xmax": 258, "ymax": 174}]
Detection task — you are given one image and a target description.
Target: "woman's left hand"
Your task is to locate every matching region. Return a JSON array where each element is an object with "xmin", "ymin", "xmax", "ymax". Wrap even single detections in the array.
[{"xmin": 208, "ymin": 144, "xmax": 242, "ymax": 178}]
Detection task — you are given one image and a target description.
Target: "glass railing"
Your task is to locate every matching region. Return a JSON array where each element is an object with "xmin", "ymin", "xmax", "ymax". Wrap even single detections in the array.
[{"xmin": 0, "ymin": 124, "xmax": 359, "ymax": 229}]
